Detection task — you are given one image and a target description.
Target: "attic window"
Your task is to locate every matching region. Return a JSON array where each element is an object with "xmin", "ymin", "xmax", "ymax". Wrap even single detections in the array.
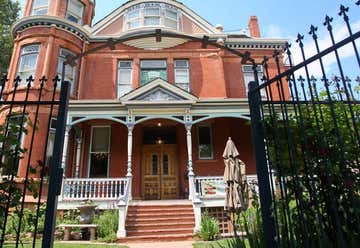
[{"xmin": 125, "ymin": 3, "xmax": 180, "ymax": 31}]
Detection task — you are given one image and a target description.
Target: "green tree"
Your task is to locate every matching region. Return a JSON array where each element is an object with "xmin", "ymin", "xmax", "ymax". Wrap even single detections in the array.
[{"xmin": 0, "ymin": 0, "xmax": 20, "ymax": 75}]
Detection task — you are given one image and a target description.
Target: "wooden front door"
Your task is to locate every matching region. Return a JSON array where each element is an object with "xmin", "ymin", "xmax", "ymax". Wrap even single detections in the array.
[{"xmin": 142, "ymin": 144, "xmax": 179, "ymax": 200}]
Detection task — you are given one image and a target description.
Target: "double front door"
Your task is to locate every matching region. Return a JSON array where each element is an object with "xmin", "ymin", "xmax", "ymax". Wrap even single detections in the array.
[{"xmin": 142, "ymin": 144, "xmax": 178, "ymax": 200}]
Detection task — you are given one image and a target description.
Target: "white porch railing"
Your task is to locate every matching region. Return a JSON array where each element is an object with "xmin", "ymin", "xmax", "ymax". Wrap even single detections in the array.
[
  {"xmin": 61, "ymin": 178, "xmax": 129, "ymax": 201},
  {"xmin": 193, "ymin": 175, "xmax": 258, "ymax": 199}
]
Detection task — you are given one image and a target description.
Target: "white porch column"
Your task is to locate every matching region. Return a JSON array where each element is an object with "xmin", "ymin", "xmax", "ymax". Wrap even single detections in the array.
[
  {"xmin": 117, "ymin": 199, "xmax": 127, "ymax": 238},
  {"xmin": 126, "ymin": 124, "xmax": 134, "ymax": 199},
  {"xmin": 75, "ymin": 134, "xmax": 82, "ymax": 178},
  {"xmin": 61, "ymin": 125, "xmax": 71, "ymax": 174},
  {"xmin": 185, "ymin": 123, "xmax": 195, "ymax": 200}
]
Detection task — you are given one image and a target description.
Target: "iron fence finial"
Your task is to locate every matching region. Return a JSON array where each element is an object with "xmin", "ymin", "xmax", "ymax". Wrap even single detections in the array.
[
  {"xmin": 356, "ymin": 0, "xmax": 360, "ymax": 6},
  {"xmin": 324, "ymin": 15, "xmax": 333, "ymax": 31},
  {"xmin": 309, "ymin": 25, "xmax": 318, "ymax": 39},
  {"xmin": 339, "ymin": 5, "xmax": 349, "ymax": 21},
  {"xmin": 296, "ymin": 33, "xmax": 304, "ymax": 47},
  {"xmin": 14, "ymin": 75, "xmax": 21, "ymax": 87}
]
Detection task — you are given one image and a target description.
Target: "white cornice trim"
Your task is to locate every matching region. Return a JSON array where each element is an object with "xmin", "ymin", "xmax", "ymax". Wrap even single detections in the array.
[
  {"xmin": 12, "ymin": 16, "xmax": 91, "ymax": 40},
  {"xmin": 120, "ymin": 78, "xmax": 198, "ymax": 102}
]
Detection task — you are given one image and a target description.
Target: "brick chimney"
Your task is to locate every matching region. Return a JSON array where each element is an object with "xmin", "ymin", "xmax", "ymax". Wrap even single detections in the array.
[{"xmin": 248, "ymin": 16, "xmax": 261, "ymax": 38}]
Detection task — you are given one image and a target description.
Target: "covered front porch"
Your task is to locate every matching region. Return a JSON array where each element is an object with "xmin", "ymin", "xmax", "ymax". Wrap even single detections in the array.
[{"xmin": 57, "ymin": 78, "xmax": 257, "ymax": 237}]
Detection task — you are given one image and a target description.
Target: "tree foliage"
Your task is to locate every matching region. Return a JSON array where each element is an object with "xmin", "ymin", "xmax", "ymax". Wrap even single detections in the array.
[
  {"xmin": 264, "ymin": 100, "xmax": 360, "ymax": 247},
  {"xmin": 0, "ymin": 0, "xmax": 20, "ymax": 75}
]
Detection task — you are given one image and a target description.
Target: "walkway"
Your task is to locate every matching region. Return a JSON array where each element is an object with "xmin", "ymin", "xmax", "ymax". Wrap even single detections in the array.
[{"xmin": 127, "ymin": 241, "xmax": 194, "ymax": 248}]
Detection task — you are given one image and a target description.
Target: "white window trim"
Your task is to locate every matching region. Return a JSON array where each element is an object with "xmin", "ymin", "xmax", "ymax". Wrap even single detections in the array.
[
  {"xmin": 125, "ymin": 3, "xmax": 180, "ymax": 31},
  {"xmin": 117, "ymin": 60, "xmax": 133, "ymax": 97},
  {"xmin": 242, "ymin": 65, "xmax": 265, "ymax": 97},
  {"xmin": 174, "ymin": 59, "xmax": 190, "ymax": 92},
  {"xmin": 57, "ymin": 48, "xmax": 78, "ymax": 95},
  {"xmin": 197, "ymin": 124, "xmax": 214, "ymax": 160},
  {"xmin": 66, "ymin": 0, "xmax": 84, "ymax": 25},
  {"xmin": 17, "ymin": 44, "xmax": 40, "ymax": 83},
  {"xmin": 0, "ymin": 115, "xmax": 27, "ymax": 178},
  {"xmin": 87, "ymin": 125, "xmax": 111, "ymax": 178},
  {"xmin": 45, "ymin": 118, "xmax": 57, "ymax": 166},
  {"xmin": 31, "ymin": 0, "xmax": 49, "ymax": 15}
]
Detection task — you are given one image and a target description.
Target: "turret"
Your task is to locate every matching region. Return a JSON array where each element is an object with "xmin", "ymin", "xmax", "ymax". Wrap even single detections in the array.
[{"xmin": 23, "ymin": 0, "xmax": 95, "ymax": 26}]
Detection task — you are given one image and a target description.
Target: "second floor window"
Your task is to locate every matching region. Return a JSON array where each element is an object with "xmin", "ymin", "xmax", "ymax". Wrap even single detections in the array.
[
  {"xmin": 242, "ymin": 65, "xmax": 264, "ymax": 97},
  {"xmin": 66, "ymin": 0, "xmax": 84, "ymax": 25},
  {"xmin": 117, "ymin": 61, "xmax": 133, "ymax": 97},
  {"xmin": 144, "ymin": 5, "xmax": 161, "ymax": 26},
  {"xmin": 57, "ymin": 48, "xmax": 78, "ymax": 94},
  {"xmin": 174, "ymin": 60, "xmax": 190, "ymax": 92},
  {"xmin": 17, "ymin": 44, "xmax": 40, "ymax": 83},
  {"xmin": 140, "ymin": 60, "xmax": 167, "ymax": 85},
  {"xmin": 31, "ymin": 0, "xmax": 49, "ymax": 15}
]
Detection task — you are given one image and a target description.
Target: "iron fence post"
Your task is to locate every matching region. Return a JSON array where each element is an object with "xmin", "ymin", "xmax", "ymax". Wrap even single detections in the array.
[
  {"xmin": 42, "ymin": 81, "xmax": 70, "ymax": 248},
  {"xmin": 248, "ymin": 80, "xmax": 277, "ymax": 248}
]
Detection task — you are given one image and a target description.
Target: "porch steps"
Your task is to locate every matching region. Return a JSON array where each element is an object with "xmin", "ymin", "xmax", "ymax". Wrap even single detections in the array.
[{"xmin": 120, "ymin": 201, "xmax": 195, "ymax": 242}]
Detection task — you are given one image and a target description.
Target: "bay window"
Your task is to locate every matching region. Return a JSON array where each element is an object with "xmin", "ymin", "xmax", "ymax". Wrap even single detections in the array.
[
  {"xmin": 125, "ymin": 3, "xmax": 179, "ymax": 31},
  {"xmin": 57, "ymin": 48, "xmax": 78, "ymax": 94},
  {"xmin": 17, "ymin": 44, "xmax": 40, "ymax": 82},
  {"xmin": 117, "ymin": 61, "xmax": 133, "ymax": 97},
  {"xmin": 174, "ymin": 60, "xmax": 190, "ymax": 91},
  {"xmin": 31, "ymin": 0, "xmax": 49, "ymax": 15},
  {"xmin": 89, "ymin": 126, "xmax": 110, "ymax": 178},
  {"xmin": 66, "ymin": 0, "xmax": 84, "ymax": 25},
  {"xmin": 140, "ymin": 60, "xmax": 167, "ymax": 85}
]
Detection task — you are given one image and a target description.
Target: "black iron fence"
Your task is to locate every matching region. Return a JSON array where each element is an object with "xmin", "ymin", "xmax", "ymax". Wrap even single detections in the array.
[
  {"xmin": 0, "ymin": 75, "xmax": 69, "ymax": 248},
  {"xmin": 249, "ymin": 2, "xmax": 360, "ymax": 248}
]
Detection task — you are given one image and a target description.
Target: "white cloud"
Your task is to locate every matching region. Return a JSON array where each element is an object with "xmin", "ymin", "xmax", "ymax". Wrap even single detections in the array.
[{"xmin": 287, "ymin": 19, "xmax": 360, "ymax": 79}]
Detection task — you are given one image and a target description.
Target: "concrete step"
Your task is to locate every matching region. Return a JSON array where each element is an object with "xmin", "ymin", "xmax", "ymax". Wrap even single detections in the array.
[
  {"xmin": 126, "ymin": 221, "xmax": 195, "ymax": 231},
  {"xmin": 127, "ymin": 207, "xmax": 193, "ymax": 214},
  {"xmin": 127, "ymin": 227, "xmax": 194, "ymax": 236},
  {"xmin": 118, "ymin": 233, "xmax": 194, "ymax": 242},
  {"xmin": 127, "ymin": 216, "xmax": 195, "ymax": 224},
  {"xmin": 127, "ymin": 212, "xmax": 194, "ymax": 219}
]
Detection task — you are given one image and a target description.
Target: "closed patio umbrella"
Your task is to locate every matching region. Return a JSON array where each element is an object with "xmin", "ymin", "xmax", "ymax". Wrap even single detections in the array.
[{"xmin": 223, "ymin": 137, "xmax": 249, "ymax": 238}]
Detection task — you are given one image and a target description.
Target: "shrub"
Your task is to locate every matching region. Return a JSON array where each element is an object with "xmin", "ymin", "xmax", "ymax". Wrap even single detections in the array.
[
  {"xmin": 197, "ymin": 212, "xmax": 220, "ymax": 241},
  {"xmin": 93, "ymin": 210, "xmax": 118, "ymax": 242}
]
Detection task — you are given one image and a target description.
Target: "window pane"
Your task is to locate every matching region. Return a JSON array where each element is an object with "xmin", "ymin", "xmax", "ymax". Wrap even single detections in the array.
[
  {"xmin": 175, "ymin": 69, "xmax": 189, "ymax": 83},
  {"xmin": 118, "ymin": 85, "xmax": 132, "ymax": 97},
  {"xmin": 164, "ymin": 18, "xmax": 177, "ymax": 29},
  {"xmin": 66, "ymin": 0, "xmax": 84, "ymax": 24},
  {"xmin": 90, "ymin": 153, "xmax": 108, "ymax": 178},
  {"xmin": 144, "ymin": 7, "xmax": 160, "ymax": 16},
  {"xmin": 144, "ymin": 17, "xmax": 160, "ymax": 26},
  {"xmin": 128, "ymin": 9, "xmax": 140, "ymax": 19},
  {"xmin": 198, "ymin": 126, "xmax": 213, "ymax": 159},
  {"xmin": 129, "ymin": 20, "xmax": 140, "ymax": 29},
  {"xmin": 141, "ymin": 60, "xmax": 167, "ymax": 68},
  {"xmin": 165, "ymin": 9, "xmax": 177, "ymax": 20},
  {"xmin": 140, "ymin": 69, "xmax": 167, "ymax": 85},
  {"xmin": 163, "ymin": 155, "xmax": 169, "ymax": 175},
  {"xmin": 152, "ymin": 155, "xmax": 158, "ymax": 175},
  {"xmin": 118, "ymin": 69, "xmax": 132, "ymax": 84},
  {"xmin": 91, "ymin": 127, "xmax": 110, "ymax": 153},
  {"xmin": 46, "ymin": 132, "xmax": 55, "ymax": 166}
]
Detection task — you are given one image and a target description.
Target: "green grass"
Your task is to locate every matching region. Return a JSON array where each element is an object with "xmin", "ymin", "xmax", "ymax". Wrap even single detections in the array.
[
  {"xmin": 193, "ymin": 238, "xmax": 250, "ymax": 248},
  {"xmin": 3, "ymin": 243, "xmax": 129, "ymax": 248}
]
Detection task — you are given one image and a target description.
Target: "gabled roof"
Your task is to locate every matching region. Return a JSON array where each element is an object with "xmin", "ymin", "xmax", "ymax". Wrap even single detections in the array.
[
  {"xmin": 92, "ymin": 0, "xmax": 218, "ymax": 35},
  {"xmin": 120, "ymin": 78, "xmax": 197, "ymax": 105}
]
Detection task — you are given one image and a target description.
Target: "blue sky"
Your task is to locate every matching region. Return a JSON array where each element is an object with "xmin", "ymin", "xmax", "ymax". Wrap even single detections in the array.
[
  {"xmin": 18, "ymin": 0, "xmax": 359, "ymax": 39},
  {"xmin": 18, "ymin": 0, "xmax": 360, "ymax": 79}
]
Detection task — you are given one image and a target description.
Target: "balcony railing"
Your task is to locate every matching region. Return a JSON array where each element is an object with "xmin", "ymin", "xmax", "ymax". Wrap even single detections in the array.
[
  {"xmin": 194, "ymin": 175, "xmax": 258, "ymax": 199},
  {"xmin": 61, "ymin": 178, "xmax": 129, "ymax": 201}
]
